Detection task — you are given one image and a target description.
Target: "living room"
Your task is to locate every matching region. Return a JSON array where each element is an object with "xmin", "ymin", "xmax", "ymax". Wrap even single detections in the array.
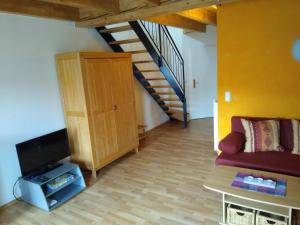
[{"xmin": 1, "ymin": 0, "xmax": 300, "ymax": 224}]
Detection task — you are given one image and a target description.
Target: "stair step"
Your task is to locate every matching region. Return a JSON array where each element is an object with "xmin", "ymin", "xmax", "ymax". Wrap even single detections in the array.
[
  {"xmin": 165, "ymin": 104, "xmax": 183, "ymax": 108},
  {"xmin": 161, "ymin": 104, "xmax": 169, "ymax": 108},
  {"xmin": 109, "ymin": 38, "xmax": 140, "ymax": 45},
  {"xmin": 153, "ymin": 92, "xmax": 176, "ymax": 95},
  {"xmin": 146, "ymin": 77, "xmax": 166, "ymax": 81},
  {"xmin": 165, "ymin": 110, "xmax": 175, "ymax": 115},
  {"xmin": 139, "ymin": 69, "xmax": 160, "ymax": 73},
  {"xmin": 146, "ymin": 85, "xmax": 171, "ymax": 88},
  {"xmin": 126, "ymin": 50, "xmax": 148, "ymax": 54},
  {"xmin": 159, "ymin": 98, "xmax": 180, "ymax": 101},
  {"xmin": 133, "ymin": 60, "xmax": 154, "ymax": 64},
  {"xmin": 100, "ymin": 25, "xmax": 132, "ymax": 33},
  {"xmin": 170, "ymin": 110, "xmax": 191, "ymax": 122}
]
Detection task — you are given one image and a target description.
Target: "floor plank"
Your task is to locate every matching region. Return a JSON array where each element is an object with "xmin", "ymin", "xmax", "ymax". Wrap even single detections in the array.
[{"xmin": 0, "ymin": 119, "xmax": 222, "ymax": 225}]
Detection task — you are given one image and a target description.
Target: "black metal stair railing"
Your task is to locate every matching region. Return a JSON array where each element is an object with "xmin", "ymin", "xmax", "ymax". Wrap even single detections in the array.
[
  {"xmin": 138, "ymin": 20, "xmax": 185, "ymax": 95},
  {"xmin": 129, "ymin": 20, "xmax": 187, "ymax": 127},
  {"xmin": 96, "ymin": 21, "xmax": 188, "ymax": 127}
]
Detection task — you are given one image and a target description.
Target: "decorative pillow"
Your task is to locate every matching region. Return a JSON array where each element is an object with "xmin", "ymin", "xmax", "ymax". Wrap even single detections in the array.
[
  {"xmin": 292, "ymin": 120, "xmax": 300, "ymax": 154},
  {"xmin": 241, "ymin": 119, "xmax": 281, "ymax": 152}
]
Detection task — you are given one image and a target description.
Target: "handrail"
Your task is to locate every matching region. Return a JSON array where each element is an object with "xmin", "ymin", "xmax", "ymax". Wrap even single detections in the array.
[
  {"xmin": 161, "ymin": 26, "xmax": 184, "ymax": 62},
  {"xmin": 138, "ymin": 20, "xmax": 185, "ymax": 95}
]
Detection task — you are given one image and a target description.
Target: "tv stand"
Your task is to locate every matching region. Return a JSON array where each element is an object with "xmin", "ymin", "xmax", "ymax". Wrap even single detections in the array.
[{"xmin": 19, "ymin": 162, "xmax": 86, "ymax": 211}]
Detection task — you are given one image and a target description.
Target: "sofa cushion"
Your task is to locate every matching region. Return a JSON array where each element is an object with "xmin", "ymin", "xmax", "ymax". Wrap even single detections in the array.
[
  {"xmin": 292, "ymin": 120, "xmax": 300, "ymax": 154},
  {"xmin": 280, "ymin": 119, "xmax": 294, "ymax": 151},
  {"xmin": 216, "ymin": 151, "xmax": 300, "ymax": 177},
  {"xmin": 232, "ymin": 116, "xmax": 271, "ymax": 134},
  {"xmin": 219, "ymin": 132, "xmax": 245, "ymax": 154},
  {"xmin": 241, "ymin": 119, "xmax": 281, "ymax": 152},
  {"xmin": 231, "ymin": 116, "xmax": 293, "ymax": 151}
]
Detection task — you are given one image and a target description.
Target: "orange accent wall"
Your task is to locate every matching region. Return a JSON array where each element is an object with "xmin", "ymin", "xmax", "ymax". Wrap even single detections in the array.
[{"xmin": 218, "ymin": 0, "xmax": 300, "ymax": 140}]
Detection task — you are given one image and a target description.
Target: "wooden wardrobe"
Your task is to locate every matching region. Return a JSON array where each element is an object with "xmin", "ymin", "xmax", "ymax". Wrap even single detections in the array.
[{"xmin": 56, "ymin": 52, "xmax": 139, "ymax": 178}]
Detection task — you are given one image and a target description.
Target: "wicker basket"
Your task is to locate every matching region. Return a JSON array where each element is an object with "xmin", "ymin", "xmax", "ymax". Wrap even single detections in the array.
[
  {"xmin": 227, "ymin": 204, "xmax": 255, "ymax": 225},
  {"xmin": 256, "ymin": 211, "xmax": 288, "ymax": 225}
]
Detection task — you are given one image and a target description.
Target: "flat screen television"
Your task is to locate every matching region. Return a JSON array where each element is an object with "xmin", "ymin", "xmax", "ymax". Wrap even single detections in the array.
[{"xmin": 16, "ymin": 128, "xmax": 71, "ymax": 177}]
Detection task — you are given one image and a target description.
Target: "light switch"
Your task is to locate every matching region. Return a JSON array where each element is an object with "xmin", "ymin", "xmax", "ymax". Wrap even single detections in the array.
[{"xmin": 225, "ymin": 91, "xmax": 231, "ymax": 102}]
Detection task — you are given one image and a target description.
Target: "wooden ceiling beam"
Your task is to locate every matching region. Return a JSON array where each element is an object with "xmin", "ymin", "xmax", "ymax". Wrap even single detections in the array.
[
  {"xmin": 76, "ymin": 0, "xmax": 236, "ymax": 27},
  {"xmin": 79, "ymin": 8, "xmax": 106, "ymax": 20},
  {"xmin": 39, "ymin": 0, "xmax": 120, "ymax": 13},
  {"xmin": 139, "ymin": 0, "xmax": 161, "ymax": 6},
  {"xmin": 147, "ymin": 14, "xmax": 206, "ymax": 32},
  {"xmin": 176, "ymin": 7, "xmax": 217, "ymax": 25},
  {"xmin": 0, "ymin": 0, "xmax": 80, "ymax": 21}
]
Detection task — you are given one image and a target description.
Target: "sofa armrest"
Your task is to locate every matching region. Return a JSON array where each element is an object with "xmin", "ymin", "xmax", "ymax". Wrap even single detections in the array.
[{"xmin": 218, "ymin": 132, "xmax": 245, "ymax": 154}]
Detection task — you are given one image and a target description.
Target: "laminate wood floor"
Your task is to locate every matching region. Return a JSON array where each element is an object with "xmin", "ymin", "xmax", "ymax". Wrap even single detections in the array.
[{"xmin": 0, "ymin": 119, "xmax": 222, "ymax": 225}]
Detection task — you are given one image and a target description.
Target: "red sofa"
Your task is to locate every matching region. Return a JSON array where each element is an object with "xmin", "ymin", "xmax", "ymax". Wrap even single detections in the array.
[{"xmin": 216, "ymin": 116, "xmax": 300, "ymax": 177}]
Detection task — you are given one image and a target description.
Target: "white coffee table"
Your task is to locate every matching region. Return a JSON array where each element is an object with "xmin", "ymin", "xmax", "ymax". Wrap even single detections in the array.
[{"xmin": 203, "ymin": 166, "xmax": 300, "ymax": 225}]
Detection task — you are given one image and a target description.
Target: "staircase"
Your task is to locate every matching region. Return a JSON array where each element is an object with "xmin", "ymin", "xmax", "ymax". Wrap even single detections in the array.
[{"xmin": 96, "ymin": 20, "xmax": 188, "ymax": 128}]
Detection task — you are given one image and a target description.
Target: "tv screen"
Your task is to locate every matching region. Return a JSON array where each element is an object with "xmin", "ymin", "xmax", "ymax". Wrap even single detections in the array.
[{"xmin": 16, "ymin": 128, "xmax": 71, "ymax": 177}]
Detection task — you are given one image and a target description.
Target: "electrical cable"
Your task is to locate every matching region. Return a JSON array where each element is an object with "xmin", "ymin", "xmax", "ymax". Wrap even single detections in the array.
[{"xmin": 12, "ymin": 177, "xmax": 22, "ymax": 201}]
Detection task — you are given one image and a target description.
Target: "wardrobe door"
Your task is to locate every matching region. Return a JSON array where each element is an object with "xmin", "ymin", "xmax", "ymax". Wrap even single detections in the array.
[
  {"xmin": 111, "ymin": 58, "xmax": 139, "ymax": 152},
  {"xmin": 82, "ymin": 58, "xmax": 119, "ymax": 167}
]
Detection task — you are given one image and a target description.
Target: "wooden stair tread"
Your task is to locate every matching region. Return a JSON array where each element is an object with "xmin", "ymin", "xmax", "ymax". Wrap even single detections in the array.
[
  {"xmin": 165, "ymin": 104, "xmax": 182, "ymax": 108},
  {"xmin": 159, "ymin": 98, "xmax": 180, "ymax": 101},
  {"xmin": 146, "ymin": 77, "xmax": 166, "ymax": 81},
  {"xmin": 169, "ymin": 110, "xmax": 190, "ymax": 122},
  {"xmin": 165, "ymin": 110, "xmax": 175, "ymax": 114},
  {"xmin": 126, "ymin": 50, "xmax": 148, "ymax": 54},
  {"xmin": 146, "ymin": 85, "xmax": 171, "ymax": 88},
  {"xmin": 100, "ymin": 25, "xmax": 132, "ymax": 33},
  {"xmin": 109, "ymin": 38, "xmax": 140, "ymax": 45},
  {"xmin": 133, "ymin": 60, "xmax": 154, "ymax": 64},
  {"xmin": 139, "ymin": 69, "xmax": 160, "ymax": 73},
  {"xmin": 153, "ymin": 92, "xmax": 176, "ymax": 95}
]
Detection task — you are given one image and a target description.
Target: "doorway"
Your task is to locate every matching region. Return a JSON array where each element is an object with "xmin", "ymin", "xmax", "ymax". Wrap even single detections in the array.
[{"xmin": 184, "ymin": 26, "xmax": 217, "ymax": 120}]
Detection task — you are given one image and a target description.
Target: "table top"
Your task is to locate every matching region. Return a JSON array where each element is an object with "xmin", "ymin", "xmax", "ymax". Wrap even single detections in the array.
[{"xmin": 203, "ymin": 166, "xmax": 300, "ymax": 210}]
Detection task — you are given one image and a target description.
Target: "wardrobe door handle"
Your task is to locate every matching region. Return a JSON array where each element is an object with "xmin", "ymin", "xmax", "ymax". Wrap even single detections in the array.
[{"xmin": 113, "ymin": 105, "xmax": 118, "ymax": 111}]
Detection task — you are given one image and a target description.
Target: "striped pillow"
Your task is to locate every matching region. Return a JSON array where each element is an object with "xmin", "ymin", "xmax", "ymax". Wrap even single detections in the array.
[
  {"xmin": 241, "ymin": 119, "xmax": 281, "ymax": 152},
  {"xmin": 292, "ymin": 120, "xmax": 300, "ymax": 154}
]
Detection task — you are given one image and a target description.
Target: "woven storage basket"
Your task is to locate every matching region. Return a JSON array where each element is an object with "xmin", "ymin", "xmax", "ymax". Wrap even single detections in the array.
[
  {"xmin": 227, "ymin": 204, "xmax": 255, "ymax": 225},
  {"xmin": 256, "ymin": 211, "xmax": 288, "ymax": 225}
]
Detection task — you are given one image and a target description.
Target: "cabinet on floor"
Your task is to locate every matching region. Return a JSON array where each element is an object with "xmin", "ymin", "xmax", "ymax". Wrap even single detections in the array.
[{"xmin": 56, "ymin": 52, "xmax": 139, "ymax": 178}]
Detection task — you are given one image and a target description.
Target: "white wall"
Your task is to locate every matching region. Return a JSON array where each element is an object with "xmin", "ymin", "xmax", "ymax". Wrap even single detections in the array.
[
  {"xmin": 0, "ymin": 13, "xmax": 109, "ymax": 206},
  {"xmin": 134, "ymin": 80, "xmax": 169, "ymax": 128},
  {"xmin": 0, "ymin": 13, "xmax": 167, "ymax": 206},
  {"xmin": 167, "ymin": 26, "xmax": 217, "ymax": 119}
]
